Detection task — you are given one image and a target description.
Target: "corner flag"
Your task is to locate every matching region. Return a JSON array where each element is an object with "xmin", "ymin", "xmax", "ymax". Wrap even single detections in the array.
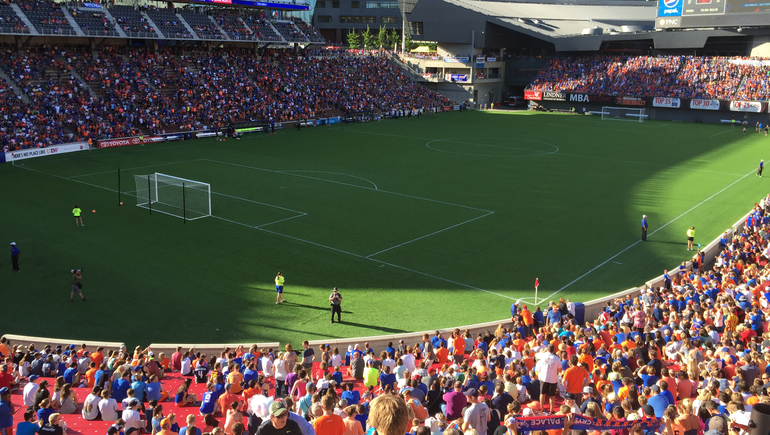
[{"xmin": 535, "ymin": 278, "xmax": 539, "ymax": 305}]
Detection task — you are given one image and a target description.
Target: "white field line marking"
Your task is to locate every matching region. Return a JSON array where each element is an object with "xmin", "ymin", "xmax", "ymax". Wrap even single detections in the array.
[
  {"xmin": 539, "ymin": 169, "xmax": 756, "ymax": 303},
  {"xmin": 17, "ymin": 163, "xmax": 307, "ymax": 226},
  {"xmin": 18, "ymin": 162, "xmax": 513, "ymax": 301},
  {"xmin": 518, "ymin": 297, "xmax": 539, "ymax": 303},
  {"xmin": 204, "ymin": 159, "xmax": 493, "ymax": 213},
  {"xmin": 279, "ymin": 170, "xmax": 379, "ymax": 190},
  {"xmin": 212, "ymin": 191, "xmax": 307, "ymax": 214},
  {"xmin": 710, "ymin": 129, "xmax": 733, "ymax": 138},
  {"xmin": 212, "ymin": 216, "xmax": 516, "ymax": 300},
  {"xmin": 613, "ymin": 261, "xmax": 623, "ymax": 264},
  {"xmin": 337, "ymin": 128, "xmax": 741, "ymax": 176},
  {"xmin": 14, "ymin": 140, "xmax": 214, "ymax": 167},
  {"xmin": 255, "ymin": 214, "xmax": 308, "ymax": 228},
  {"xmin": 366, "ymin": 211, "xmax": 494, "ymax": 258},
  {"xmin": 66, "ymin": 159, "xmax": 205, "ymax": 179}
]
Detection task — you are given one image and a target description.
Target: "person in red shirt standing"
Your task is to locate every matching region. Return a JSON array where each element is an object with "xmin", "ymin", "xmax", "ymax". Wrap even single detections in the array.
[
  {"xmin": 520, "ymin": 306, "xmax": 534, "ymax": 337},
  {"xmin": 171, "ymin": 347, "xmax": 183, "ymax": 373},
  {"xmin": 452, "ymin": 330, "xmax": 465, "ymax": 364}
]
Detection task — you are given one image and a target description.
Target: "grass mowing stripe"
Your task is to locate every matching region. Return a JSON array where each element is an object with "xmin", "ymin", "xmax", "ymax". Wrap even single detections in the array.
[{"xmin": 540, "ymin": 168, "xmax": 756, "ymax": 302}]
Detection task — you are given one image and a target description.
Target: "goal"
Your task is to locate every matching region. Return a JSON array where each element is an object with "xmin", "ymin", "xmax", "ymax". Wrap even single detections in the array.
[
  {"xmin": 601, "ymin": 106, "xmax": 647, "ymax": 122},
  {"xmin": 133, "ymin": 173, "xmax": 211, "ymax": 221}
]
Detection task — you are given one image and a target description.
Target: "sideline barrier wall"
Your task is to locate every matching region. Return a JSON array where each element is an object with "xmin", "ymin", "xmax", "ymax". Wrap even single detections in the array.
[
  {"xmin": 2, "ymin": 208, "xmax": 757, "ymax": 355},
  {"xmin": 147, "ymin": 343, "xmax": 280, "ymax": 356},
  {"xmin": 0, "ymin": 334, "xmax": 124, "ymax": 353}
]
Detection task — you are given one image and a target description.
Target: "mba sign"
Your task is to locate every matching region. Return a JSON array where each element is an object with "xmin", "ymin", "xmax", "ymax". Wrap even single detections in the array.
[{"xmin": 658, "ymin": 0, "xmax": 682, "ymax": 17}]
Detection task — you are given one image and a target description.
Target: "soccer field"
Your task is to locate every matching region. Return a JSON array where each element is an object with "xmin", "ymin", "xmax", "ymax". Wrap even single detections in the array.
[{"xmin": 1, "ymin": 111, "xmax": 766, "ymax": 347}]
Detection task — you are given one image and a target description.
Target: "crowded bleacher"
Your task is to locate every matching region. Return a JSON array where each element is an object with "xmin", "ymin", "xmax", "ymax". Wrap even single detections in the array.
[
  {"xmin": 2, "ymin": 193, "xmax": 770, "ymax": 435},
  {"xmin": 527, "ymin": 55, "xmax": 770, "ymax": 101},
  {"xmin": 0, "ymin": 47, "xmax": 452, "ymax": 150}
]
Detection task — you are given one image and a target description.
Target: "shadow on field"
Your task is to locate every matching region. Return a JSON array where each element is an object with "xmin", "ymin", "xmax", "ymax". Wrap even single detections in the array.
[
  {"xmin": 645, "ymin": 240, "xmax": 688, "ymax": 246},
  {"xmin": 333, "ymin": 321, "xmax": 407, "ymax": 334},
  {"xmin": 282, "ymin": 301, "xmax": 352, "ymax": 314}
]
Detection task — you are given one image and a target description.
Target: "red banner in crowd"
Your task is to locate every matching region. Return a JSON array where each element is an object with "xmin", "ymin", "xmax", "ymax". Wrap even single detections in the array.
[{"xmin": 98, "ymin": 136, "xmax": 163, "ymax": 148}]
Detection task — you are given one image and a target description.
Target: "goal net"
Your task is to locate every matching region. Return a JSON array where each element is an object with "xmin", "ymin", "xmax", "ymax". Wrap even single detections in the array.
[
  {"xmin": 601, "ymin": 106, "xmax": 646, "ymax": 122},
  {"xmin": 133, "ymin": 173, "xmax": 211, "ymax": 221}
]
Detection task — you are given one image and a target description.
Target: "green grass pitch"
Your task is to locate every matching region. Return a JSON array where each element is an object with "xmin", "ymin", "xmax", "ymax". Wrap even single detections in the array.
[{"xmin": 1, "ymin": 111, "xmax": 767, "ymax": 347}]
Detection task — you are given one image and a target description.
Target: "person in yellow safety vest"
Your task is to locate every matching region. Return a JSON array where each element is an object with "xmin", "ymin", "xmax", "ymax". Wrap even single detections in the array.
[
  {"xmin": 687, "ymin": 227, "xmax": 696, "ymax": 251},
  {"xmin": 275, "ymin": 272, "xmax": 286, "ymax": 304}
]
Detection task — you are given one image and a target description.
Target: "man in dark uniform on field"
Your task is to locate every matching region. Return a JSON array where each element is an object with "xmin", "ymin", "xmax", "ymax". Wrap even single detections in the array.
[
  {"xmin": 641, "ymin": 215, "xmax": 648, "ymax": 241},
  {"xmin": 10, "ymin": 242, "xmax": 19, "ymax": 272},
  {"xmin": 329, "ymin": 287, "xmax": 342, "ymax": 323}
]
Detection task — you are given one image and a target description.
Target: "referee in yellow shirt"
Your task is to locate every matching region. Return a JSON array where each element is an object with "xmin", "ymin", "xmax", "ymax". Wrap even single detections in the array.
[
  {"xmin": 73, "ymin": 205, "xmax": 84, "ymax": 227},
  {"xmin": 686, "ymin": 227, "xmax": 695, "ymax": 251},
  {"xmin": 275, "ymin": 272, "xmax": 286, "ymax": 304}
]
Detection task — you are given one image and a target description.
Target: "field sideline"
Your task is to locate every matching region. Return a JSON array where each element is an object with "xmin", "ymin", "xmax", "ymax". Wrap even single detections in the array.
[{"xmin": 1, "ymin": 110, "xmax": 766, "ymax": 347}]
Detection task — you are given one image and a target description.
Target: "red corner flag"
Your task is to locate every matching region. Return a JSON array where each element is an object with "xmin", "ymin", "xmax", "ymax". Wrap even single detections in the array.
[{"xmin": 535, "ymin": 278, "xmax": 539, "ymax": 289}]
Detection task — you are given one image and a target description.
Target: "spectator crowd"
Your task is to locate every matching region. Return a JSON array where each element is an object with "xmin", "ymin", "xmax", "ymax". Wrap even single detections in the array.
[
  {"xmin": 0, "ymin": 47, "xmax": 452, "ymax": 151},
  {"xmin": 528, "ymin": 55, "xmax": 770, "ymax": 101},
  {"xmin": 4, "ymin": 194, "xmax": 770, "ymax": 435}
]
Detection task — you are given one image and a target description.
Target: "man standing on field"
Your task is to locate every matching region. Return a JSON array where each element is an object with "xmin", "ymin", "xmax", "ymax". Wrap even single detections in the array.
[
  {"xmin": 758, "ymin": 160, "xmax": 764, "ymax": 177},
  {"xmin": 10, "ymin": 242, "xmax": 19, "ymax": 272},
  {"xmin": 73, "ymin": 206, "xmax": 84, "ymax": 227},
  {"xmin": 71, "ymin": 269, "xmax": 86, "ymax": 302},
  {"xmin": 275, "ymin": 272, "xmax": 285, "ymax": 304},
  {"xmin": 641, "ymin": 215, "xmax": 648, "ymax": 241}
]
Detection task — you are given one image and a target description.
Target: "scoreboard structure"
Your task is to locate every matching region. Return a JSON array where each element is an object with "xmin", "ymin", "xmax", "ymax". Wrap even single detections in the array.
[{"xmin": 656, "ymin": 0, "xmax": 770, "ymax": 29}]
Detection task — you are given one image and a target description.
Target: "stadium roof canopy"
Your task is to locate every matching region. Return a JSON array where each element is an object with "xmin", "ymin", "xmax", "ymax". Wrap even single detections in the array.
[{"xmin": 407, "ymin": 0, "xmax": 746, "ymax": 52}]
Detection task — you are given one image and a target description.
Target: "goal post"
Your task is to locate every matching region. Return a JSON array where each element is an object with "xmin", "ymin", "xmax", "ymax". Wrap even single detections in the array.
[
  {"xmin": 601, "ymin": 106, "xmax": 647, "ymax": 122},
  {"xmin": 133, "ymin": 173, "xmax": 211, "ymax": 221}
]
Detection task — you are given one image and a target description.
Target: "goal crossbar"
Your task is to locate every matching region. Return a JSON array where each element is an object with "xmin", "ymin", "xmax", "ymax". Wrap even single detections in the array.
[{"xmin": 133, "ymin": 172, "xmax": 212, "ymax": 221}]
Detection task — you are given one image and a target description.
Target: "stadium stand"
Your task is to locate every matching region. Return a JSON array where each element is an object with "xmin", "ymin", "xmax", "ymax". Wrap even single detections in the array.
[
  {"xmin": 291, "ymin": 17, "xmax": 324, "ymax": 43},
  {"xmin": 16, "ymin": 0, "xmax": 77, "ymax": 35},
  {"xmin": 0, "ymin": 47, "xmax": 451, "ymax": 150},
  {"xmin": 178, "ymin": 9, "xmax": 225, "ymax": 40},
  {"xmin": 144, "ymin": 7, "xmax": 192, "ymax": 39},
  {"xmin": 109, "ymin": 5, "xmax": 157, "ymax": 38},
  {"xmin": 242, "ymin": 14, "xmax": 282, "ymax": 42},
  {"xmin": 212, "ymin": 9, "xmax": 255, "ymax": 41},
  {"xmin": 527, "ymin": 55, "xmax": 770, "ymax": 101},
  {"xmin": 2, "ymin": 193, "xmax": 770, "ymax": 435},
  {"xmin": 68, "ymin": 8, "xmax": 119, "ymax": 37},
  {"xmin": 271, "ymin": 20, "xmax": 306, "ymax": 43},
  {"xmin": 0, "ymin": 3, "xmax": 30, "ymax": 34}
]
